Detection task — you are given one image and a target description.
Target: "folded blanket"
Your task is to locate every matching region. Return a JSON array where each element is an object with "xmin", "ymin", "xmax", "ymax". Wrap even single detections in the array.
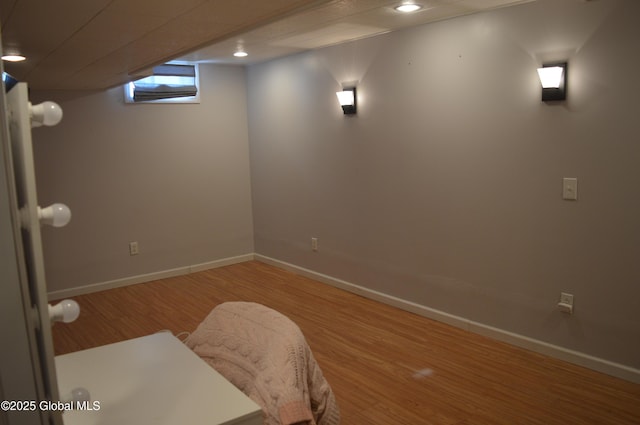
[{"xmin": 185, "ymin": 302, "xmax": 340, "ymax": 425}]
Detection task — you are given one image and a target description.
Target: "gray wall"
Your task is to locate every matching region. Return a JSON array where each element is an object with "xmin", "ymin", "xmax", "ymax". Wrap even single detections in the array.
[
  {"xmin": 247, "ymin": 0, "xmax": 640, "ymax": 369},
  {"xmin": 32, "ymin": 64, "xmax": 254, "ymax": 292}
]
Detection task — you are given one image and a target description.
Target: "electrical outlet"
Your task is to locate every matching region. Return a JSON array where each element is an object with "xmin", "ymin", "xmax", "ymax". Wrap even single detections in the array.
[
  {"xmin": 560, "ymin": 292, "xmax": 574, "ymax": 306},
  {"xmin": 129, "ymin": 241, "xmax": 139, "ymax": 256},
  {"xmin": 311, "ymin": 237, "xmax": 318, "ymax": 252},
  {"xmin": 558, "ymin": 292, "xmax": 574, "ymax": 314}
]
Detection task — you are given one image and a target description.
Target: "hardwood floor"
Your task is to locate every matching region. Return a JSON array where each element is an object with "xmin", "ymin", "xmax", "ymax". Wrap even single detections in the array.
[{"xmin": 52, "ymin": 261, "xmax": 640, "ymax": 424}]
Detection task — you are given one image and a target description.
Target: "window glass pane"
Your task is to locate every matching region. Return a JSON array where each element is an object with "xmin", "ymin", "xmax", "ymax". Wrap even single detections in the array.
[
  {"xmin": 133, "ymin": 75, "xmax": 194, "ymax": 88},
  {"xmin": 124, "ymin": 63, "xmax": 200, "ymax": 104}
]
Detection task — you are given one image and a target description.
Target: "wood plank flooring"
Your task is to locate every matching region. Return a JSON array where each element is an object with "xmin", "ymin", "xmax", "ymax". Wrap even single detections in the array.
[{"xmin": 51, "ymin": 261, "xmax": 640, "ymax": 424}]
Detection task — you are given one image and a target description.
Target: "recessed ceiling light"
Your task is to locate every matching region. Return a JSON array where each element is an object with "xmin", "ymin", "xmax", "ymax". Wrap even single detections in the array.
[
  {"xmin": 234, "ymin": 50, "xmax": 248, "ymax": 58},
  {"xmin": 2, "ymin": 54, "xmax": 26, "ymax": 62},
  {"xmin": 394, "ymin": 3, "xmax": 423, "ymax": 13}
]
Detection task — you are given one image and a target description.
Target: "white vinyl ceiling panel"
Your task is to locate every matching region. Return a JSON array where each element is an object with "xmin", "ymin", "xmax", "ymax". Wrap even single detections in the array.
[{"xmin": 0, "ymin": 0, "xmax": 536, "ymax": 90}]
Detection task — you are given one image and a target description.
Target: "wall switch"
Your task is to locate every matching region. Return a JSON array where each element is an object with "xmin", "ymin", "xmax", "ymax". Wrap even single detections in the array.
[
  {"xmin": 311, "ymin": 237, "xmax": 318, "ymax": 252},
  {"xmin": 562, "ymin": 177, "xmax": 578, "ymax": 200},
  {"xmin": 129, "ymin": 241, "xmax": 139, "ymax": 256},
  {"xmin": 558, "ymin": 292, "xmax": 574, "ymax": 314}
]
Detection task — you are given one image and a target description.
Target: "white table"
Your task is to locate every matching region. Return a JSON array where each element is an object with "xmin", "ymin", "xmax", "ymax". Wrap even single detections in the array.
[{"xmin": 55, "ymin": 332, "xmax": 262, "ymax": 425}]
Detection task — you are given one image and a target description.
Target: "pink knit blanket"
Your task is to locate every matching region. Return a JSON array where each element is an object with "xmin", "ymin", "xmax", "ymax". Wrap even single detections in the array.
[{"xmin": 185, "ymin": 302, "xmax": 340, "ymax": 425}]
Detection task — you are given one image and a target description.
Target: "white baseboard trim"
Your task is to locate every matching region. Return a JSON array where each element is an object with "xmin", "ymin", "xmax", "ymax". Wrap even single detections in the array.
[
  {"xmin": 189, "ymin": 254, "xmax": 255, "ymax": 273},
  {"xmin": 47, "ymin": 253, "xmax": 255, "ymax": 300},
  {"xmin": 255, "ymin": 254, "xmax": 640, "ymax": 384}
]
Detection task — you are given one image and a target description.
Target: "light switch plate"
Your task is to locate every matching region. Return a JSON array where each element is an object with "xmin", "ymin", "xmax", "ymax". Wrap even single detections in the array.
[{"xmin": 562, "ymin": 177, "xmax": 578, "ymax": 200}]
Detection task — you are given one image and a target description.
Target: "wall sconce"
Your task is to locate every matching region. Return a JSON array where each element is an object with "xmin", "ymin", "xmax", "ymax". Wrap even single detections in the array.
[
  {"xmin": 336, "ymin": 87, "xmax": 357, "ymax": 115},
  {"xmin": 537, "ymin": 62, "xmax": 567, "ymax": 101}
]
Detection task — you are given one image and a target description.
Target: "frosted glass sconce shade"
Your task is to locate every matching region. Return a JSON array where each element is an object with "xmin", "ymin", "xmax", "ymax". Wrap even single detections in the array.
[
  {"xmin": 537, "ymin": 62, "xmax": 567, "ymax": 101},
  {"xmin": 38, "ymin": 203, "xmax": 71, "ymax": 227},
  {"xmin": 537, "ymin": 66, "xmax": 563, "ymax": 88},
  {"xmin": 336, "ymin": 87, "xmax": 357, "ymax": 114},
  {"xmin": 29, "ymin": 101, "xmax": 63, "ymax": 127},
  {"xmin": 48, "ymin": 299, "xmax": 80, "ymax": 323}
]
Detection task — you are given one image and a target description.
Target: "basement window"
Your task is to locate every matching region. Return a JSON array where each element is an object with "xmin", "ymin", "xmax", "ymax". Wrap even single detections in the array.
[{"xmin": 124, "ymin": 63, "xmax": 200, "ymax": 104}]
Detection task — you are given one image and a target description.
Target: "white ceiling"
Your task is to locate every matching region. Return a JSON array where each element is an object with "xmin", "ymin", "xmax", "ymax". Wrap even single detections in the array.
[
  {"xmin": 0, "ymin": 0, "xmax": 536, "ymax": 91},
  {"xmin": 177, "ymin": 0, "xmax": 537, "ymax": 65}
]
